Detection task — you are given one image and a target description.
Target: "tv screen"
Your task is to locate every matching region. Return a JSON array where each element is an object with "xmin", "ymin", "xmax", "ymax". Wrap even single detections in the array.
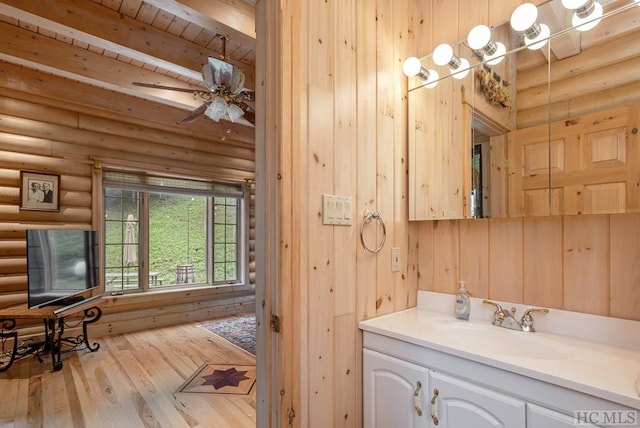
[{"xmin": 26, "ymin": 229, "xmax": 99, "ymax": 308}]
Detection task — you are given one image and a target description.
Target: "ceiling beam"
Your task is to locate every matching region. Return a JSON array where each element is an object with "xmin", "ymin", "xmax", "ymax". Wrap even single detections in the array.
[
  {"xmin": 0, "ymin": 0, "xmax": 198, "ymax": 80},
  {"xmin": 145, "ymin": 0, "xmax": 256, "ymax": 45},
  {"xmin": 0, "ymin": 20, "xmax": 207, "ymax": 109},
  {"xmin": 0, "ymin": 0, "xmax": 255, "ymax": 88}
]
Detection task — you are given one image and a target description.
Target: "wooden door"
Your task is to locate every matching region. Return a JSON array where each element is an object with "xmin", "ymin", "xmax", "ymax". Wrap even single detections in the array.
[{"xmin": 508, "ymin": 104, "xmax": 639, "ymax": 216}]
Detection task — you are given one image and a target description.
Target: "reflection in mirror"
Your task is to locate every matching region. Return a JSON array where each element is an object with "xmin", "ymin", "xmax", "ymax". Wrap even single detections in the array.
[{"xmin": 407, "ymin": 0, "xmax": 640, "ymax": 221}]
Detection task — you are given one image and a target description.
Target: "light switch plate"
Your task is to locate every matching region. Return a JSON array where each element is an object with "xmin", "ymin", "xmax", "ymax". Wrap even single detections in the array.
[
  {"xmin": 391, "ymin": 247, "xmax": 400, "ymax": 272},
  {"xmin": 322, "ymin": 194, "xmax": 353, "ymax": 226}
]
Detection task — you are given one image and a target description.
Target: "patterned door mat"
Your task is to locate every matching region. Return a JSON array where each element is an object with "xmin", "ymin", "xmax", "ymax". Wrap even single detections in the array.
[{"xmin": 178, "ymin": 363, "xmax": 256, "ymax": 395}]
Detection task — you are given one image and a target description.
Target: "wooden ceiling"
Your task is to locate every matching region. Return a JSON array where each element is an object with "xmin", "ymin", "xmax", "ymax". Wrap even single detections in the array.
[{"xmin": 0, "ymin": 0, "xmax": 256, "ymax": 142}]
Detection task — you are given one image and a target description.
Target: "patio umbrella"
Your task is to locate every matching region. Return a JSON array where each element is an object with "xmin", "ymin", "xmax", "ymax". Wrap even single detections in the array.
[{"xmin": 123, "ymin": 214, "xmax": 137, "ymax": 267}]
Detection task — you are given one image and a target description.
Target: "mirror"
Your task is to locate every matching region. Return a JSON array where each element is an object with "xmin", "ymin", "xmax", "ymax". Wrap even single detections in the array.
[{"xmin": 408, "ymin": 0, "xmax": 640, "ymax": 220}]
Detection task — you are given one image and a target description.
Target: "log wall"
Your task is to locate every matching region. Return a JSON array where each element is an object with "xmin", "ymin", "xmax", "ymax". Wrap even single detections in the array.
[
  {"xmin": 0, "ymin": 63, "xmax": 256, "ymax": 328},
  {"xmin": 516, "ymin": 1, "xmax": 640, "ymax": 128}
]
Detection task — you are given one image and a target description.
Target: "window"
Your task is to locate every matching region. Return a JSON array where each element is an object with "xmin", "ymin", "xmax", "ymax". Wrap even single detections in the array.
[{"xmin": 103, "ymin": 171, "xmax": 245, "ymax": 293}]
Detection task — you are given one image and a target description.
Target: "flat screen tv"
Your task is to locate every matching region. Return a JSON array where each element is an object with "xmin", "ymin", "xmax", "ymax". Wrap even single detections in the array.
[{"xmin": 26, "ymin": 229, "xmax": 99, "ymax": 308}]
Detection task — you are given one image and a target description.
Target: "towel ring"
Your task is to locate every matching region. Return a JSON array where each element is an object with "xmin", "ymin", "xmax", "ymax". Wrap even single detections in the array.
[{"xmin": 359, "ymin": 210, "xmax": 386, "ymax": 254}]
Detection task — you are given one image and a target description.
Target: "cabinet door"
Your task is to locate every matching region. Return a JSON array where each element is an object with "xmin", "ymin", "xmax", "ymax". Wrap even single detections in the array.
[
  {"xmin": 363, "ymin": 349, "xmax": 429, "ymax": 428},
  {"xmin": 429, "ymin": 371, "xmax": 526, "ymax": 428},
  {"xmin": 528, "ymin": 403, "xmax": 601, "ymax": 428}
]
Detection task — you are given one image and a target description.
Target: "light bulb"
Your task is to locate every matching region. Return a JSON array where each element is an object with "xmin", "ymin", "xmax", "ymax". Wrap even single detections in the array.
[
  {"xmin": 433, "ymin": 44, "xmax": 454, "ymax": 66},
  {"xmin": 467, "ymin": 25, "xmax": 492, "ymax": 51},
  {"xmin": 402, "ymin": 57, "xmax": 422, "ymax": 77},
  {"xmin": 511, "ymin": 3, "xmax": 538, "ymax": 32},
  {"xmin": 423, "ymin": 69, "xmax": 439, "ymax": 89},
  {"xmin": 485, "ymin": 42, "xmax": 506, "ymax": 65},
  {"xmin": 572, "ymin": 1, "xmax": 603, "ymax": 31},
  {"xmin": 525, "ymin": 23, "xmax": 550, "ymax": 50},
  {"xmin": 452, "ymin": 58, "xmax": 470, "ymax": 79}
]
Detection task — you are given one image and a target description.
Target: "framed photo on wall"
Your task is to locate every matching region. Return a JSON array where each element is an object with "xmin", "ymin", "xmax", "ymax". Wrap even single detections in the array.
[{"xmin": 20, "ymin": 171, "xmax": 60, "ymax": 212}]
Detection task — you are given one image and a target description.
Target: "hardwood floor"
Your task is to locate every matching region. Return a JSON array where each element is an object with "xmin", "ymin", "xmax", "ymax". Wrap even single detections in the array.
[{"xmin": 0, "ymin": 320, "xmax": 256, "ymax": 427}]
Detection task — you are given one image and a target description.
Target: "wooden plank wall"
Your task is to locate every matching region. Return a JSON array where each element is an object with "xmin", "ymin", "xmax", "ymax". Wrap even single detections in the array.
[
  {"xmin": 264, "ymin": 0, "xmax": 543, "ymax": 427},
  {"xmin": 416, "ymin": 215, "xmax": 640, "ymax": 321},
  {"xmin": 0, "ymin": 62, "xmax": 256, "ymax": 328}
]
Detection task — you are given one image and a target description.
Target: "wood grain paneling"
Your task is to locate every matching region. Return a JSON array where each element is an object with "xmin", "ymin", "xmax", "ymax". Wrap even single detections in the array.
[
  {"xmin": 489, "ymin": 218, "xmax": 523, "ymax": 302},
  {"xmin": 433, "ymin": 220, "xmax": 459, "ymax": 293},
  {"xmin": 523, "ymin": 216, "xmax": 563, "ymax": 308},
  {"xmin": 459, "ymin": 219, "xmax": 489, "ymax": 298},
  {"xmin": 261, "ymin": 0, "xmax": 640, "ymax": 426},
  {"xmin": 418, "ymin": 214, "xmax": 639, "ymax": 322},
  {"xmin": 355, "ymin": 0, "xmax": 379, "ymax": 324},
  {"xmin": 375, "ymin": 0, "xmax": 396, "ymax": 318},
  {"xmin": 610, "ymin": 213, "xmax": 640, "ymax": 319},
  {"xmin": 416, "ymin": 221, "xmax": 435, "ymax": 291},
  {"xmin": 333, "ymin": 0, "xmax": 358, "ymax": 319},
  {"xmin": 563, "ymin": 215, "xmax": 610, "ymax": 315},
  {"xmin": 457, "ymin": 0, "xmax": 487, "ymax": 43},
  {"xmin": 392, "ymin": 0, "xmax": 413, "ymax": 312}
]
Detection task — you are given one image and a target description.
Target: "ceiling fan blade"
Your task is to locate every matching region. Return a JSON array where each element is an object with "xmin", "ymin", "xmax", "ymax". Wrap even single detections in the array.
[
  {"xmin": 241, "ymin": 110, "xmax": 255, "ymax": 126},
  {"xmin": 176, "ymin": 102, "xmax": 210, "ymax": 124},
  {"xmin": 132, "ymin": 81, "xmax": 196, "ymax": 93},
  {"xmin": 233, "ymin": 102, "xmax": 255, "ymax": 126}
]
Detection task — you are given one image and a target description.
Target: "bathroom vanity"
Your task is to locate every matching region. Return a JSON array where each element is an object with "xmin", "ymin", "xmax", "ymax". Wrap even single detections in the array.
[{"xmin": 359, "ymin": 291, "xmax": 640, "ymax": 428}]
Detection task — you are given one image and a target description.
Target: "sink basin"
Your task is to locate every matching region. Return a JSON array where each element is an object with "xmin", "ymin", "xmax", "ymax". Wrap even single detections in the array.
[{"xmin": 437, "ymin": 322, "xmax": 572, "ymax": 360}]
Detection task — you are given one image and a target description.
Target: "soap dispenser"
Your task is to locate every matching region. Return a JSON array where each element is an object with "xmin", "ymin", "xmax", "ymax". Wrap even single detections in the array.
[{"xmin": 454, "ymin": 280, "xmax": 470, "ymax": 320}]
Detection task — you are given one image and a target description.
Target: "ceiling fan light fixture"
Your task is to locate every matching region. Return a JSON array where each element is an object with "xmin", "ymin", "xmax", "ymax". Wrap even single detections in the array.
[
  {"xmin": 227, "ymin": 103, "xmax": 245, "ymax": 122},
  {"xmin": 205, "ymin": 96, "xmax": 228, "ymax": 122}
]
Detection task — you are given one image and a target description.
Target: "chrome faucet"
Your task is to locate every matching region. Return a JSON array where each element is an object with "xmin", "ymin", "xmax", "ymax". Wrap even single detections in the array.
[
  {"xmin": 520, "ymin": 307, "xmax": 549, "ymax": 332},
  {"xmin": 483, "ymin": 300, "xmax": 548, "ymax": 332}
]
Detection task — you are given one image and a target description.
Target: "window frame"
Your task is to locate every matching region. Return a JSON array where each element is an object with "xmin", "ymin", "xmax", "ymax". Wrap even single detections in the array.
[{"xmin": 101, "ymin": 169, "xmax": 248, "ymax": 294}]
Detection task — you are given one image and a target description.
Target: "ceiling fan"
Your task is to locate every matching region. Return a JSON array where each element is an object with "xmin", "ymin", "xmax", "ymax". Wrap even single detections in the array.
[{"xmin": 133, "ymin": 35, "xmax": 255, "ymax": 126}]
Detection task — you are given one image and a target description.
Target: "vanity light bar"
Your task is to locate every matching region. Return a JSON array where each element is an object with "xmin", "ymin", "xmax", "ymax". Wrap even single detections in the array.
[{"xmin": 404, "ymin": 0, "xmax": 616, "ymax": 89}]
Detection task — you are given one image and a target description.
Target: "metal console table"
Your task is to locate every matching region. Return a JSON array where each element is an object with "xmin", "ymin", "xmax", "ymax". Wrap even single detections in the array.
[{"xmin": 0, "ymin": 297, "xmax": 103, "ymax": 372}]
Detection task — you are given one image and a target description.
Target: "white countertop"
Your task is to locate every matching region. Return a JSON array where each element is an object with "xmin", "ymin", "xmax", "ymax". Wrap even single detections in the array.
[{"xmin": 359, "ymin": 291, "xmax": 640, "ymax": 410}]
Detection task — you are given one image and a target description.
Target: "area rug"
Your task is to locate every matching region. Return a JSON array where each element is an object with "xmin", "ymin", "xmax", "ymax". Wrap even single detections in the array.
[
  {"xmin": 199, "ymin": 313, "xmax": 256, "ymax": 355},
  {"xmin": 178, "ymin": 363, "xmax": 256, "ymax": 395}
]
